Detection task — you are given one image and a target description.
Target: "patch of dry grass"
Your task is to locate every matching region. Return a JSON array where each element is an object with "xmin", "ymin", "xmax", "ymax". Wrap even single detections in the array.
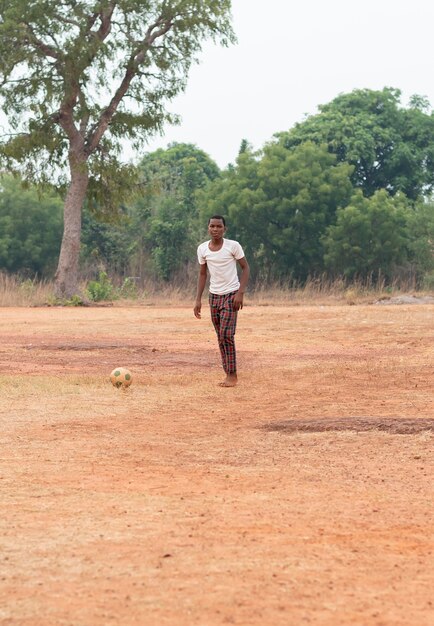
[
  {"xmin": 0, "ymin": 270, "xmax": 430, "ymax": 307},
  {"xmin": 0, "ymin": 273, "xmax": 54, "ymax": 306},
  {"xmin": 245, "ymin": 275, "xmax": 428, "ymax": 306}
]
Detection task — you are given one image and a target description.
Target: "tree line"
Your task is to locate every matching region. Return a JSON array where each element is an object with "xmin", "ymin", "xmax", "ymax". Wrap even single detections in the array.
[
  {"xmin": 1, "ymin": 87, "xmax": 434, "ymax": 289},
  {"xmin": 1, "ymin": 2, "xmax": 433, "ymax": 296}
]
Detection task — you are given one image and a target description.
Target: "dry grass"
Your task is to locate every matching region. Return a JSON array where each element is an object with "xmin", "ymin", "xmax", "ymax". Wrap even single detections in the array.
[
  {"xmin": 0, "ymin": 273, "xmax": 54, "ymax": 306},
  {"xmin": 248, "ymin": 274, "xmax": 428, "ymax": 306},
  {"xmin": 0, "ymin": 271, "xmax": 430, "ymax": 307}
]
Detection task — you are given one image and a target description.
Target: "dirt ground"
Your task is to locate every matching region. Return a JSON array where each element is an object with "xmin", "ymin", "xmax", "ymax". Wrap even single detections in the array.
[{"xmin": 0, "ymin": 302, "xmax": 433, "ymax": 626}]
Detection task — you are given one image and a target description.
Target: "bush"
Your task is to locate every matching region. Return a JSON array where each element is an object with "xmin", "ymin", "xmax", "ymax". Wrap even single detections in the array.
[
  {"xmin": 422, "ymin": 271, "xmax": 434, "ymax": 291},
  {"xmin": 86, "ymin": 271, "xmax": 117, "ymax": 302}
]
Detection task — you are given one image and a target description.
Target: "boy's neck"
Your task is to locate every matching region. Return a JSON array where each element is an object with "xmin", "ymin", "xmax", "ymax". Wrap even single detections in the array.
[{"xmin": 209, "ymin": 236, "xmax": 224, "ymax": 250}]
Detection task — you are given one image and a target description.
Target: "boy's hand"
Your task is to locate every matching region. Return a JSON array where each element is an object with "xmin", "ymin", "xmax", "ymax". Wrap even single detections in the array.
[
  {"xmin": 233, "ymin": 292, "xmax": 244, "ymax": 311},
  {"xmin": 194, "ymin": 301, "xmax": 202, "ymax": 318}
]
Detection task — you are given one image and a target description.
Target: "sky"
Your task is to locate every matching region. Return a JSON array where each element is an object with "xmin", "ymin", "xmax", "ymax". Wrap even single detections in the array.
[{"xmin": 141, "ymin": 0, "xmax": 434, "ymax": 168}]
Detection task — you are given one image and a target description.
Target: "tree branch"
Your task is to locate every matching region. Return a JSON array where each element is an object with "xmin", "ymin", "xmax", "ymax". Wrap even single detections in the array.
[
  {"xmin": 139, "ymin": 16, "xmax": 176, "ymax": 58},
  {"xmin": 22, "ymin": 23, "xmax": 61, "ymax": 60},
  {"xmin": 78, "ymin": 92, "xmax": 90, "ymax": 135},
  {"xmin": 90, "ymin": 1, "xmax": 118, "ymax": 42},
  {"xmin": 56, "ymin": 71, "xmax": 83, "ymax": 143},
  {"xmin": 52, "ymin": 3, "xmax": 118, "ymax": 146},
  {"xmin": 85, "ymin": 16, "xmax": 174, "ymax": 154},
  {"xmin": 51, "ymin": 13, "xmax": 81, "ymax": 28}
]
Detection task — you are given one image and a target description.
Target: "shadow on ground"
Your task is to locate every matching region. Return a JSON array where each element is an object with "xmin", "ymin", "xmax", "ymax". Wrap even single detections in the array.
[{"xmin": 262, "ymin": 417, "xmax": 434, "ymax": 435}]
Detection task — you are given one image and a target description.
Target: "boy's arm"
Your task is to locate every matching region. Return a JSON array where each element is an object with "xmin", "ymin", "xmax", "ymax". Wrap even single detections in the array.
[
  {"xmin": 194, "ymin": 263, "xmax": 208, "ymax": 318},
  {"xmin": 233, "ymin": 257, "xmax": 250, "ymax": 311}
]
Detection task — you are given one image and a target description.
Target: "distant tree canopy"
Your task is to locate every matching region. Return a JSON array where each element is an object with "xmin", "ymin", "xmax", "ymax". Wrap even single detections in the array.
[
  {"xmin": 199, "ymin": 141, "xmax": 354, "ymax": 280},
  {"xmin": 80, "ymin": 142, "xmax": 221, "ymax": 281},
  {"xmin": 278, "ymin": 88, "xmax": 434, "ymax": 200},
  {"xmin": 0, "ymin": 176, "xmax": 63, "ymax": 275},
  {"xmin": 132, "ymin": 142, "xmax": 220, "ymax": 280},
  {"xmin": 322, "ymin": 190, "xmax": 412, "ymax": 280},
  {"xmin": 1, "ymin": 88, "xmax": 434, "ymax": 287},
  {"xmin": 195, "ymin": 90, "xmax": 434, "ymax": 283}
]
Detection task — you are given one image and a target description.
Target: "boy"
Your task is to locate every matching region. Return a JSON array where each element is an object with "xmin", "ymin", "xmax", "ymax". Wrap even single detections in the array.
[{"xmin": 194, "ymin": 215, "xmax": 249, "ymax": 387}]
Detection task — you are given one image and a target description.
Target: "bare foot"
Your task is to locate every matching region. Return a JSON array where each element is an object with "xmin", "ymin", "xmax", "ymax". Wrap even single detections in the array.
[{"xmin": 218, "ymin": 374, "xmax": 238, "ymax": 387}]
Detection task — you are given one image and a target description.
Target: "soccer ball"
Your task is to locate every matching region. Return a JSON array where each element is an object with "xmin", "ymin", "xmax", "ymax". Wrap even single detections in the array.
[{"xmin": 110, "ymin": 367, "xmax": 132, "ymax": 388}]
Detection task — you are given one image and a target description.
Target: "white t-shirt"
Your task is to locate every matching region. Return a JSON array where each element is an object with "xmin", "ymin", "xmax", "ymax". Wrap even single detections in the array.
[{"xmin": 197, "ymin": 238, "xmax": 245, "ymax": 295}]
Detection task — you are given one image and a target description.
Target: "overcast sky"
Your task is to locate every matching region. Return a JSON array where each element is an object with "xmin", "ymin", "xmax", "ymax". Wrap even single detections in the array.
[{"xmin": 142, "ymin": 0, "xmax": 434, "ymax": 168}]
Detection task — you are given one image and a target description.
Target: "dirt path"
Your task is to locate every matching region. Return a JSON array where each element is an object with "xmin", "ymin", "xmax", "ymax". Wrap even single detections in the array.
[{"xmin": 0, "ymin": 303, "xmax": 433, "ymax": 625}]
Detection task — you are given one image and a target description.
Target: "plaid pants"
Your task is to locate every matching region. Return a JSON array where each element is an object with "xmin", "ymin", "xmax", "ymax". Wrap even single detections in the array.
[{"xmin": 209, "ymin": 291, "xmax": 238, "ymax": 374}]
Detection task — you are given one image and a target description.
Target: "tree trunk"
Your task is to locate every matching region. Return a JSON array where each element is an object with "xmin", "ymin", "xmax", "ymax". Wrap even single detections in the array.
[{"xmin": 54, "ymin": 154, "xmax": 89, "ymax": 299}]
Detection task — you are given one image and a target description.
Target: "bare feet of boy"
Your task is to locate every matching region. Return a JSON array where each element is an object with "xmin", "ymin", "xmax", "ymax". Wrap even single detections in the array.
[{"xmin": 218, "ymin": 373, "xmax": 238, "ymax": 387}]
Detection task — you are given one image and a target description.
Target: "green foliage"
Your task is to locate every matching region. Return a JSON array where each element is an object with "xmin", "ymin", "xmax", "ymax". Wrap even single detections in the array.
[
  {"xmin": 2, "ymin": 67, "xmax": 434, "ymax": 289},
  {"xmin": 86, "ymin": 271, "xmax": 117, "ymax": 302},
  {"xmin": 254, "ymin": 142, "xmax": 354, "ymax": 279},
  {"xmin": 85, "ymin": 272, "xmax": 140, "ymax": 301},
  {"xmin": 0, "ymin": 0, "xmax": 234, "ymax": 193},
  {"xmin": 80, "ymin": 206, "xmax": 133, "ymax": 275},
  {"xmin": 86, "ymin": 157, "xmax": 141, "ymax": 219},
  {"xmin": 197, "ymin": 142, "xmax": 260, "ymax": 237},
  {"xmin": 279, "ymin": 88, "xmax": 434, "ymax": 200},
  {"xmin": 405, "ymin": 201, "xmax": 434, "ymax": 275},
  {"xmin": 79, "ymin": 142, "xmax": 221, "ymax": 281},
  {"xmin": 147, "ymin": 217, "xmax": 189, "ymax": 281},
  {"xmin": 65, "ymin": 294, "xmax": 86, "ymax": 307},
  {"xmin": 0, "ymin": 175, "xmax": 63, "ymax": 276},
  {"xmin": 119, "ymin": 277, "xmax": 139, "ymax": 299},
  {"xmin": 199, "ymin": 141, "xmax": 354, "ymax": 280},
  {"xmin": 47, "ymin": 294, "xmax": 86, "ymax": 306},
  {"xmin": 133, "ymin": 142, "xmax": 221, "ymax": 280},
  {"xmin": 323, "ymin": 190, "xmax": 411, "ymax": 279},
  {"xmin": 422, "ymin": 271, "xmax": 434, "ymax": 290},
  {"xmin": 0, "ymin": 0, "xmax": 234, "ymax": 297}
]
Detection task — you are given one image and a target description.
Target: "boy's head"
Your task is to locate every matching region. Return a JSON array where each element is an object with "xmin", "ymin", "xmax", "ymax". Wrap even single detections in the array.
[
  {"xmin": 208, "ymin": 214, "xmax": 226, "ymax": 227},
  {"xmin": 208, "ymin": 215, "xmax": 226, "ymax": 239}
]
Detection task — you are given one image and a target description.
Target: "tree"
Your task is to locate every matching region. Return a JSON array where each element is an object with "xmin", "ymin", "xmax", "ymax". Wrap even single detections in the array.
[
  {"xmin": 254, "ymin": 142, "xmax": 354, "ymax": 279},
  {"xmin": 0, "ymin": 175, "xmax": 63, "ymax": 275},
  {"xmin": 78, "ymin": 143, "xmax": 220, "ymax": 281},
  {"xmin": 80, "ymin": 205, "xmax": 133, "ymax": 276},
  {"xmin": 129, "ymin": 142, "xmax": 220, "ymax": 280},
  {"xmin": 0, "ymin": 0, "xmax": 234, "ymax": 297},
  {"xmin": 278, "ymin": 88, "xmax": 434, "ymax": 200},
  {"xmin": 199, "ymin": 142, "xmax": 354, "ymax": 281},
  {"xmin": 405, "ymin": 201, "xmax": 434, "ymax": 277},
  {"xmin": 197, "ymin": 142, "xmax": 263, "ymax": 275},
  {"xmin": 322, "ymin": 190, "xmax": 411, "ymax": 280}
]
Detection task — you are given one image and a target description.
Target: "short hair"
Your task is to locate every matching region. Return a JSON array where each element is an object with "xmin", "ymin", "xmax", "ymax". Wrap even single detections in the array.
[{"xmin": 208, "ymin": 215, "xmax": 226, "ymax": 226}]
